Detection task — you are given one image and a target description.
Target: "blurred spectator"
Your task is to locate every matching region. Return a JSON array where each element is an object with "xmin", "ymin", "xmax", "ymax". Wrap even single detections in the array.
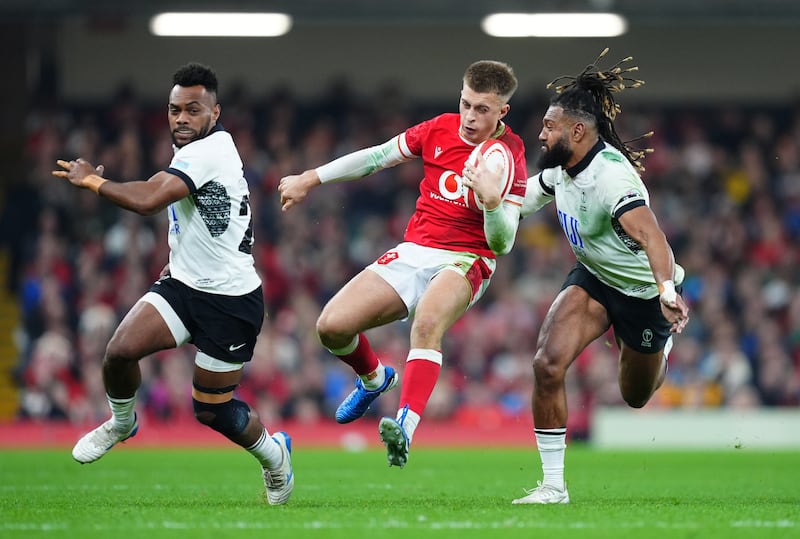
[
  {"xmin": 19, "ymin": 331, "xmax": 76, "ymax": 420},
  {"xmin": 6, "ymin": 83, "xmax": 800, "ymax": 431}
]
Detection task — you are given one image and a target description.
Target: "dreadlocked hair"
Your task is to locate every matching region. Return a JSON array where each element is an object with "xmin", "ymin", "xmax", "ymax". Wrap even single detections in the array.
[{"xmin": 547, "ymin": 48, "xmax": 652, "ymax": 172}]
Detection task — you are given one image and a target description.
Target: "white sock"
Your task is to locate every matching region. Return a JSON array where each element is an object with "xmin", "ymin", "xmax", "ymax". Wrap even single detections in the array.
[
  {"xmin": 361, "ymin": 364, "xmax": 386, "ymax": 391},
  {"xmin": 246, "ymin": 428, "xmax": 284, "ymax": 468},
  {"xmin": 535, "ymin": 427, "xmax": 567, "ymax": 490},
  {"xmin": 396, "ymin": 405, "xmax": 420, "ymax": 443},
  {"xmin": 107, "ymin": 394, "xmax": 136, "ymax": 433}
]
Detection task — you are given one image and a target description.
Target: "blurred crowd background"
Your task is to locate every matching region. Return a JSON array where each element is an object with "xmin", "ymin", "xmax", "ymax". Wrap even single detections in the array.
[{"xmin": 5, "ymin": 77, "xmax": 800, "ymax": 439}]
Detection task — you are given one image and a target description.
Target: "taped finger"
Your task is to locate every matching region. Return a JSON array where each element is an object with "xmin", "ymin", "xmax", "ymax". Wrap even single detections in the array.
[{"xmin": 56, "ymin": 159, "xmax": 72, "ymax": 170}]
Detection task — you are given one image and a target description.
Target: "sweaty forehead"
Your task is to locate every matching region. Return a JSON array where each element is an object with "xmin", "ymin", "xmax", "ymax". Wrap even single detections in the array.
[{"xmin": 169, "ymin": 85, "xmax": 215, "ymax": 107}]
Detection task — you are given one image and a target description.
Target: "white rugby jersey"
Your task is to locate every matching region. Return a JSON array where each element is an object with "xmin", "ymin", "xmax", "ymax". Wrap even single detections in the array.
[
  {"xmin": 164, "ymin": 124, "xmax": 261, "ymax": 295},
  {"xmin": 523, "ymin": 140, "xmax": 684, "ymax": 299}
]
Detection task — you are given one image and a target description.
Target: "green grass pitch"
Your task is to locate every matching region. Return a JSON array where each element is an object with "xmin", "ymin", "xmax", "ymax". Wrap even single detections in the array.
[{"xmin": 1, "ymin": 445, "xmax": 797, "ymax": 538}]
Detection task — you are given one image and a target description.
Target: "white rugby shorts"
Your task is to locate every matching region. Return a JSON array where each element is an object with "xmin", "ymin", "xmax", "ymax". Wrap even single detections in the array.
[{"xmin": 366, "ymin": 241, "xmax": 496, "ymax": 317}]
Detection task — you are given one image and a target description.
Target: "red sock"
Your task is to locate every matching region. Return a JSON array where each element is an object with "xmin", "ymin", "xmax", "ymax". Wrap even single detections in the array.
[
  {"xmin": 398, "ymin": 356, "xmax": 441, "ymax": 415},
  {"xmin": 336, "ymin": 333, "xmax": 379, "ymax": 375}
]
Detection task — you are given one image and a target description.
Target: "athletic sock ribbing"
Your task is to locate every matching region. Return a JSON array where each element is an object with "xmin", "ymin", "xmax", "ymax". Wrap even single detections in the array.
[{"xmin": 534, "ymin": 427, "xmax": 567, "ymax": 491}]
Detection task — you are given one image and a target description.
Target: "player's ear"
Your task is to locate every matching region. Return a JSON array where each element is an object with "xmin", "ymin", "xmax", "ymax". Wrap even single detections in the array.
[
  {"xmin": 212, "ymin": 103, "xmax": 221, "ymax": 123},
  {"xmin": 499, "ymin": 103, "xmax": 510, "ymax": 120},
  {"xmin": 572, "ymin": 121, "xmax": 585, "ymax": 141}
]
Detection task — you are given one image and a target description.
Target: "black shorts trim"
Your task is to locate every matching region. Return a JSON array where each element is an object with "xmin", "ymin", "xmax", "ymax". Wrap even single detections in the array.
[
  {"xmin": 149, "ymin": 277, "xmax": 264, "ymax": 363},
  {"xmin": 561, "ymin": 262, "xmax": 672, "ymax": 353}
]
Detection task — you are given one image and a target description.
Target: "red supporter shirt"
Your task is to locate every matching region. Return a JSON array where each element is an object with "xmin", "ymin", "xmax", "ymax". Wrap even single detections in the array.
[{"xmin": 400, "ymin": 113, "xmax": 527, "ymax": 258}]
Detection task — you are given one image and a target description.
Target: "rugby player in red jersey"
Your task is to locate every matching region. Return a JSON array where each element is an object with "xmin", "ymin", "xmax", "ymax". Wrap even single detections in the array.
[{"xmin": 279, "ymin": 60, "xmax": 527, "ymax": 468}]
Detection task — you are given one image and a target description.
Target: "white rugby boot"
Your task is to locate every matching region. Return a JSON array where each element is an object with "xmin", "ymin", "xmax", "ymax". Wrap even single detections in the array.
[
  {"xmin": 263, "ymin": 431, "xmax": 294, "ymax": 505},
  {"xmin": 72, "ymin": 414, "xmax": 139, "ymax": 464},
  {"xmin": 512, "ymin": 481, "xmax": 570, "ymax": 505}
]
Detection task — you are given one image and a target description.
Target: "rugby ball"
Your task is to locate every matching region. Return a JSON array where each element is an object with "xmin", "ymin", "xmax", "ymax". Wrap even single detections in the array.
[{"xmin": 462, "ymin": 139, "xmax": 515, "ymax": 212}]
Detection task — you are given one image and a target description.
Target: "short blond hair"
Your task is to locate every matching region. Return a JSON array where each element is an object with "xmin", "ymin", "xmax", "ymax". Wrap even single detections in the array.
[{"xmin": 463, "ymin": 60, "xmax": 518, "ymax": 103}]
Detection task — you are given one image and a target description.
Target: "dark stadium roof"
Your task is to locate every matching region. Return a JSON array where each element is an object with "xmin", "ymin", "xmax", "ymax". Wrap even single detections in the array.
[{"xmin": 2, "ymin": 0, "xmax": 800, "ymax": 25}]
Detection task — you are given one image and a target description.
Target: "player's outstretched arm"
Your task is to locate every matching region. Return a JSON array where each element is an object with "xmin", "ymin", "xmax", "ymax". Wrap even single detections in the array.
[
  {"xmin": 279, "ymin": 135, "xmax": 412, "ymax": 212},
  {"xmin": 278, "ymin": 169, "xmax": 321, "ymax": 212},
  {"xmin": 53, "ymin": 159, "xmax": 106, "ymax": 191},
  {"xmin": 53, "ymin": 158, "xmax": 190, "ymax": 215}
]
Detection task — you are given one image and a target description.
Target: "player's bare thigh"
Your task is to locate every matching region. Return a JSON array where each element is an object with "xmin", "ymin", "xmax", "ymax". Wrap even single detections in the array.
[
  {"xmin": 317, "ymin": 268, "xmax": 408, "ymax": 341},
  {"xmin": 536, "ymin": 285, "xmax": 610, "ymax": 369},
  {"xmin": 411, "ymin": 270, "xmax": 472, "ymax": 348},
  {"xmin": 107, "ymin": 300, "xmax": 178, "ymax": 360}
]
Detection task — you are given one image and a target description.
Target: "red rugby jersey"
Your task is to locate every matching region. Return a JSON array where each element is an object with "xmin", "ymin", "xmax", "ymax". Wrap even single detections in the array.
[{"xmin": 400, "ymin": 113, "xmax": 527, "ymax": 258}]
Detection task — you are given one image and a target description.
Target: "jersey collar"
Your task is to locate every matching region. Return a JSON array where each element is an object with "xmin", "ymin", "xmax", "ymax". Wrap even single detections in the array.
[
  {"xmin": 565, "ymin": 138, "xmax": 604, "ymax": 178},
  {"xmin": 490, "ymin": 121, "xmax": 507, "ymax": 139}
]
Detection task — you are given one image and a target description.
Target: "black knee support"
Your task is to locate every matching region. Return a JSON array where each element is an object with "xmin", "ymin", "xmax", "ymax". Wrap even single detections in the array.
[{"xmin": 192, "ymin": 397, "xmax": 251, "ymax": 438}]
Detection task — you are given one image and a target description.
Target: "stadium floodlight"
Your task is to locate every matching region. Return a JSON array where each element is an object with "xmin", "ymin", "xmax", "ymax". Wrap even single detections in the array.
[
  {"xmin": 482, "ymin": 13, "xmax": 628, "ymax": 37},
  {"xmin": 149, "ymin": 12, "xmax": 292, "ymax": 37}
]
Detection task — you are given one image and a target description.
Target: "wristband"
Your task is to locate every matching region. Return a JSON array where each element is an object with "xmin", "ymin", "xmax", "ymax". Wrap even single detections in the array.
[
  {"xmin": 658, "ymin": 280, "xmax": 677, "ymax": 304},
  {"xmin": 82, "ymin": 174, "xmax": 108, "ymax": 194}
]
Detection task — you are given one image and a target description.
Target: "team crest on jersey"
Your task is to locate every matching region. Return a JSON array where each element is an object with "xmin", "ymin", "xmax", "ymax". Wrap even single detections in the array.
[{"xmin": 377, "ymin": 251, "xmax": 399, "ymax": 265}]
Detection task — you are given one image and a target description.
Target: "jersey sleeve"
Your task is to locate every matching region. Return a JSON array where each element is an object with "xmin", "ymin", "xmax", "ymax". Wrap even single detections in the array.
[
  {"xmin": 594, "ymin": 150, "xmax": 648, "ymax": 218},
  {"xmin": 609, "ymin": 185, "xmax": 647, "ymax": 218},
  {"xmin": 165, "ymin": 144, "xmax": 216, "ymax": 193},
  {"xmin": 402, "ymin": 117, "xmax": 435, "ymax": 157},
  {"xmin": 315, "ymin": 116, "xmax": 428, "ymax": 182},
  {"xmin": 316, "ymin": 135, "xmax": 414, "ymax": 183},
  {"xmin": 483, "ymin": 202, "xmax": 521, "ymax": 256},
  {"xmin": 521, "ymin": 169, "xmax": 556, "ymax": 217},
  {"xmin": 502, "ymin": 133, "xmax": 528, "ymax": 206},
  {"xmin": 602, "ymin": 172, "xmax": 648, "ymax": 218}
]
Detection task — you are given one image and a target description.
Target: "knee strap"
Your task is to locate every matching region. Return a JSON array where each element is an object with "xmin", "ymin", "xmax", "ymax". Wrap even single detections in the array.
[{"xmin": 192, "ymin": 398, "xmax": 251, "ymax": 438}]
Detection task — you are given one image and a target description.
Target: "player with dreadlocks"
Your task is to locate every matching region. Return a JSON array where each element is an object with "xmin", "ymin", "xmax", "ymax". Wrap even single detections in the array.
[{"xmin": 462, "ymin": 49, "xmax": 689, "ymax": 504}]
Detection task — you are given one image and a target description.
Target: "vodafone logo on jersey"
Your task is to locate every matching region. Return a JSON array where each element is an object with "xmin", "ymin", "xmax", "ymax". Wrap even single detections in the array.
[
  {"xmin": 438, "ymin": 170, "xmax": 463, "ymax": 201},
  {"xmin": 434, "ymin": 139, "xmax": 515, "ymax": 212}
]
